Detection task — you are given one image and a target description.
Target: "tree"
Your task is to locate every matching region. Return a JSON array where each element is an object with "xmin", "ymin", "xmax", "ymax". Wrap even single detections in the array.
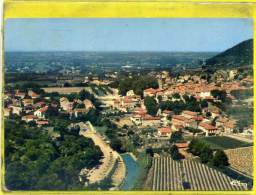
[
  {"xmin": 35, "ymin": 174, "xmax": 65, "ymax": 190},
  {"xmin": 28, "ymin": 121, "xmax": 37, "ymax": 127},
  {"xmin": 110, "ymin": 138, "xmax": 123, "ymax": 152},
  {"xmin": 64, "ymin": 82, "xmax": 71, "ymax": 87},
  {"xmin": 5, "ymin": 161, "xmax": 29, "ymax": 190},
  {"xmin": 83, "ymin": 109, "xmax": 100, "ymax": 125},
  {"xmin": 211, "ymin": 89, "xmax": 227, "ymax": 102},
  {"xmin": 66, "ymin": 125, "xmax": 80, "ymax": 136},
  {"xmin": 157, "ymin": 95, "xmax": 163, "ymax": 103},
  {"xmin": 31, "ymin": 88, "xmax": 45, "ymax": 95},
  {"xmin": 200, "ymin": 100, "xmax": 208, "ymax": 108},
  {"xmin": 45, "ymin": 105, "xmax": 59, "ymax": 117},
  {"xmin": 211, "ymin": 150, "xmax": 229, "ymax": 167},
  {"xmin": 169, "ymin": 131, "xmax": 183, "ymax": 143},
  {"xmin": 188, "ymin": 139, "xmax": 204, "ymax": 156},
  {"xmin": 145, "ymin": 147, "xmax": 154, "ymax": 157},
  {"xmin": 172, "ymin": 93, "xmax": 180, "ymax": 99},
  {"xmin": 206, "ymin": 112, "xmax": 212, "ymax": 118},
  {"xmin": 76, "ymin": 103, "xmax": 85, "ymax": 109},
  {"xmin": 144, "ymin": 96, "xmax": 158, "ymax": 116},
  {"xmin": 185, "ymin": 127, "xmax": 201, "ymax": 135},
  {"xmin": 79, "ymin": 90, "xmax": 92, "ymax": 101},
  {"xmin": 117, "ymin": 75, "xmax": 158, "ymax": 97},
  {"xmin": 199, "ymin": 145, "xmax": 213, "ymax": 164},
  {"xmin": 66, "ymin": 93, "xmax": 77, "ymax": 102},
  {"xmin": 169, "ymin": 145, "xmax": 182, "ymax": 160},
  {"xmin": 4, "ymin": 118, "xmax": 104, "ymax": 190},
  {"xmin": 182, "ymin": 94, "xmax": 190, "ymax": 102}
]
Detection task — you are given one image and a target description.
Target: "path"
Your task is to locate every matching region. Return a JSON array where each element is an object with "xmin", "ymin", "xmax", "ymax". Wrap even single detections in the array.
[{"xmin": 80, "ymin": 121, "xmax": 126, "ymax": 188}]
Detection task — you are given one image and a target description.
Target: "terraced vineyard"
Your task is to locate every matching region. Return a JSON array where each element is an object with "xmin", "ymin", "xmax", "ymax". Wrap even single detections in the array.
[
  {"xmin": 152, "ymin": 156, "xmax": 183, "ymax": 190},
  {"xmin": 151, "ymin": 156, "xmax": 248, "ymax": 191},
  {"xmin": 225, "ymin": 147, "xmax": 253, "ymax": 177}
]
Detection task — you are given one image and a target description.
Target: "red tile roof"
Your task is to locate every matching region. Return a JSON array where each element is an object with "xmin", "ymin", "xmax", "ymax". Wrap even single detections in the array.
[
  {"xmin": 134, "ymin": 107, "xmax": 146, "ymax": 112},
  {"xmin": 36, "ymin": 120, "xmax": 49, "ymax": 125},
  {"xmin": 22, "ymin": 115, "xmax": 38, "ymax": 119},
  {"xmin": 174, "ymin": 124, "xmax": 184, "ymax": 129},
  {"xmin": 38, "ymin": 106, "xmax": 48, "ymax": 113},
  {"xmin": 114, "ymin": 99, "xmax": 120, "ymax": 104},
  {"xmin": 144, "ymin": 88, "xmax": 157, "ymax": 93},
  {"xmin": 158, "ymin": 127, "xmax": 171, "ymax": 133},
  {"xmin": 182, "ymin": 110, "xmax": 198, "ymax": 116},
  {"xmin": 74, "ymin": 108, "xmax": 87, "ymax": 113},
  {"xmin": 192, "ymin": 116, "xmax": 204, "ymax": 121},
  {"xmin": 199, "ymin": 122, "xmax": 217, "ymax": 131},
  {"xmin": 175, "ymin": 142, "xmax": 189, "ymax": 148},
  {"xmin": 123, "ymin": 98, "xmax": 133, "ymax": 104},
  {"xmin": 143, "ymin": 115, "xmax": 161, "ymax": 120},
  {"xmin": 205, "ymin": 96, "xmax": 214, "ymax": 100},
  {"xmin": 163, "ymin": 110, "xmax": 172, "ymax": 114},
  {"xmin": 30, "ymin": 92, "xmax": 39, "ymax": 98},
  {"xmin": 172, "ymin": 115, "xmax": 188, "ymax": 122},
  {"xmin": 36, "ymin": 101, "xmax": 46, "ymax": 106}
]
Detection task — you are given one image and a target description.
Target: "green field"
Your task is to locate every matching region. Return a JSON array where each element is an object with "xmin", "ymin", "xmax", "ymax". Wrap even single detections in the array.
[{"xmin": 199, "ymin": 136, "xmax": 252, "ymax": 150}]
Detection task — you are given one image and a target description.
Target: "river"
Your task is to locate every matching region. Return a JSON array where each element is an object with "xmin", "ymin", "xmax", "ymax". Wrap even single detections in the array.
[{"xmin": 120, "ymin": 153, "xmax": 140, "ymax": 190}]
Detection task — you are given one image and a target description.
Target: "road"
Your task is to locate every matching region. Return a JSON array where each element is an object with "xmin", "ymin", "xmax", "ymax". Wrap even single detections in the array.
[
  {"xmin": 223, "ymin": 133, "xmax": 253, "ymax": 143},
  {"xmin": 80, "ymin": 121, "xmax": 126, "ymax": 188}
]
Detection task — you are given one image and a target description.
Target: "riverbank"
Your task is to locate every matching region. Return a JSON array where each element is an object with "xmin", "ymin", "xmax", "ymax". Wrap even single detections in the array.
[
  {"xmin": 111, "ymin": 155, "xmax": 126, "ymax": 189},
  {"xmin": 120, "ymin": 153, "xmax": 140, "ymax": 190},
  {"xmin": 80, "ymin": 121, "xmax": 126, "ymax": 187},
  {"xmin": 128, "ymin": 152, "xmax": 138, "ymax": 161}
]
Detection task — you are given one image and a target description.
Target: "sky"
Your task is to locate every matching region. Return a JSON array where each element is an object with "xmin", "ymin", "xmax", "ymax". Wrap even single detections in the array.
[{"xmin": 5, "ymin": 18, "xmax": 253, "ymax": 52}]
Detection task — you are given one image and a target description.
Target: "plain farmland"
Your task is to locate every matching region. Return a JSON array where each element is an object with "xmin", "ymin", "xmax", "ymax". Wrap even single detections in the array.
[
  {"xmin": 42, "ymin": 87, "xmax": 90, "ymax": 94},
  {"xmin": 151, "ymin": 156, "xmax": 248, "ymax": 191},
  {"xmin": 199, "ymin": 136, "xmax": 252, "ymax": 150}
]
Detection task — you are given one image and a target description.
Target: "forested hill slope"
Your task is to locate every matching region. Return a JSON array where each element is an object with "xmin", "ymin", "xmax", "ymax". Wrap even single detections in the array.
[{"xmin": 205, "ymin": 39, "xmax": 253, "ymax": 70}]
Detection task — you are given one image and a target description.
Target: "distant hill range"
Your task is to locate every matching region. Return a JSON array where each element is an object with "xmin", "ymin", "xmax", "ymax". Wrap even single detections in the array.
[{"xmin": 204, "ymin": 39, "xmax": 253, "ymax": 70}]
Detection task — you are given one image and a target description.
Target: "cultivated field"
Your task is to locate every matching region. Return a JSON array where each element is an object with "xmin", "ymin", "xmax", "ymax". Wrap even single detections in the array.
[
  {"xmin": 225, "ymin": 147, "xmax": 253, "ymax": 177},
  {"xmin": 151, "ymin": 156, "xmax": 248, "ymax": 191},
  {"xmin": 152, "ymin": 156, "xmax": 183, "ymax": 190},
  {"xmin": 42, "ymin": 87, "xmax": 90, "ymax": 94},
  {"xmin": 199, "ymin": 136, "xmax": 252, "ymax": 150}
]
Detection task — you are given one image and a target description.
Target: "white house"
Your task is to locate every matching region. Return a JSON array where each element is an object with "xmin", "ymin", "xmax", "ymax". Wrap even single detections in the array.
[
  {"xmin": 34, "ymin": 106, "xmax": 48, "ymax": 118},
  {"xmin": 158, "ymin": 127, "xmax": 172, "ymax": 138},
  {"xmin": 198, "ymin": 122, "xmax": 219, "ymax": 136}
]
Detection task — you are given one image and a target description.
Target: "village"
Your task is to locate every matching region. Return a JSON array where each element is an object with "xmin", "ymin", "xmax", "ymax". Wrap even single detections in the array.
[
  {"xmin": 4, "ymin": 63, "xmax": 253, "ymax": 189},
  {"xmin": 3, "ymin": 67, "xmax": 254, "ymax": 190},
  {"xmin": 3, "ymin": 16, "xmax": 254, "ymax": 191},
  {"xmin": 4, "ymin": 68, "xmax": 254, "ymax": 147}
]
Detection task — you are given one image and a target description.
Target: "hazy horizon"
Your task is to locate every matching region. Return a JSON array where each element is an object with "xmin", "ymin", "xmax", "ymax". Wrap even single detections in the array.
[
  {"xmin": 5, "ymin": 50, "xmax": 221, "ymax": 53},
  {"xmin": 5, "ymin": 18, "xmax": 253, "ymax": 52}
]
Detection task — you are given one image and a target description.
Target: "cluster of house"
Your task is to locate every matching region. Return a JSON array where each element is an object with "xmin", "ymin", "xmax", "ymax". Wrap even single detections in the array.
[
  {"xmin": 3, "ymin": 71, "xmax": 253, "ymax": 139},
  {"xmin": 125, "ymin": 82, "xmax": 245, "ymax": 138},
  {"xmin": 4, "ymin": 89, "xmax": 95, "ymax": 127},
  {"xmin": 100, "ymin": 72, "xmax": 254, "ymax": 139},
  {"xmin": 126, "ymin": 98, "xmax": 228, "ymax": 137},
  {"xmin": 4, "ymin": 90, "xmax": 50, "ymax": 126},
  {"xmin": 156, "ymin": 109, "xmax": 238, "ymax": 138},
  {"xmin": 104, "ymin": 75, "xmax": 248, "ymax": 114},
  {"xmin": 142, "ymin": 81, "xmax": 242, "ymax": 101},
  {"xmin": 59, "ymin": 97, "xmax": 94, "ymax": 117}
]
